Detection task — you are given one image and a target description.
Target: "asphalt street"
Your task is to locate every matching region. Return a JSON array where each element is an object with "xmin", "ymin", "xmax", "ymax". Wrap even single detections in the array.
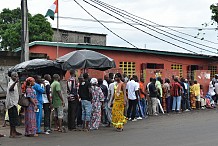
[{"xmin": 1, "ymin": 109, "xmax": 218, "ymax": 146}]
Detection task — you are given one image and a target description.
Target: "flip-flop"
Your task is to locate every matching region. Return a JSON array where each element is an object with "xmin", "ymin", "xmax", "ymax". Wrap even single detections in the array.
[
  {"xmin": 82, "ymin": 129, "xmax": 90, "ymax": 132},
  {"xmin": 0, "ymin": 134, "xmax": 6, "ymax": 137},
  {"xmin": 73, "ymin": 128, "xmax": 81, "ymax": 131},
  {"xmin": 116, "ymin": 128, "xmax": 123, "ymax": 132}
]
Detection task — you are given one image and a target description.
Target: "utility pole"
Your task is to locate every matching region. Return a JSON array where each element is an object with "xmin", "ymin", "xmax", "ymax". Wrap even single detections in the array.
[{"xmin": 21, "ymin": 0, "xmax": 29, "ymax": 62}]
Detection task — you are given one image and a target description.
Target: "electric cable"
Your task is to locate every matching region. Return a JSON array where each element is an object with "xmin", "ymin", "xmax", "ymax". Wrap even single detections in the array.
[
  {"xmin": 73, "ymin": 0, "xmax": 139, "ymax": 49},
  {"xmin": 83, "ymin": 0, "xmax": 199, "ymax": 54},
  {"xmin": 88, "ymin": 0, "xmax": 218, "ymax": 54},
  {"xmin": 73, "ymin": 0, "xmax": 218, "ymax": 67},
  {"xmin": 90, "ymin": 0, "xmax": 218, "ymax": 45}
]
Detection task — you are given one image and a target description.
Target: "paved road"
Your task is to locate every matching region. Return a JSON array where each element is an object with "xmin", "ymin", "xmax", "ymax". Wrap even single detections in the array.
[{"xmin": 1, "ymin": 109, "xmax": 218, "ymax": 146}]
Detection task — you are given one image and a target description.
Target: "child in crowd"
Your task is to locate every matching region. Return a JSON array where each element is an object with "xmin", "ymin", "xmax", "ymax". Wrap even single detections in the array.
[{"xmin": 205, "ymin": 92, "xmax": 215, "ymax": 108}]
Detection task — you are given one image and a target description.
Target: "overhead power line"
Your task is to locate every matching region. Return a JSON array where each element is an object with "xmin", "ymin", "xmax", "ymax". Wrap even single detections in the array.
[
  {"xmin": 89, "ymin": 0, "xmax": 218, "ymax": 45},
  {"xmin": 82, "ymin": 0, "xmax": 202, "ymax": 54},
  {"xmin": 73, "ymin": 0, "xmax": 218, "ymax": 66},
  {"xmin": 89, "ymin": 0, "xmax": 217, "ymax": 52},
  {"xmin": 72, "ymin": 0, "xmax": 138, "ymax": 49},
  {"xmin": 87, "ymin": 0, "xmax": 218, "ymax": 54},
  {"xmin": 57, "ymin": 16, "xmax": 217, "ymax": 30}
]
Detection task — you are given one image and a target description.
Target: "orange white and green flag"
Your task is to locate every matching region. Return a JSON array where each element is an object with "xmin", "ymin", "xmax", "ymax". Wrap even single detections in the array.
[{"xmin": 45, "ymin": 0, "xmax": 58, "ymax": 20}]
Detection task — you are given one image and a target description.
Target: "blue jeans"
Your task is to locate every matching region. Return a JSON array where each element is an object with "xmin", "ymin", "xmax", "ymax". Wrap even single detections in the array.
[
  {"xmin": 81, "ymin": 100, "xmax": 92, "ymax": 121},
  {"xmin": 172, "ymin": 96, "xmax": 181, "ymax": 111},
  {"xmin": 136, "ymin": 99, "xmax": 147, "ymax": 118},
  {"xmin": 36, "ymin": 103, "xmax": 43, "ymax": 133},
  {"xmin": 139, "ymin": 98, "xmax": 146, "ymax": 117}
]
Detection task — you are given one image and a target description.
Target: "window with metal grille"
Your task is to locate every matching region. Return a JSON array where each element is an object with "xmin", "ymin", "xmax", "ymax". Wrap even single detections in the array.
[
  {"xmin": 61, "ymin": 32, "xmax": 68, "ymax": 42},
  {"xmin": 119, "ymin": 62, "xmax": 136, "ymax": 77},
  {"xmin": 84, "ymin": 36, "xmax": 91, "ymax": 43},
  {"xmin": 208, "ymin": 66, "xmax": 217, "ymax": 78},
  {"xmin": 171, "ymin": 64, "xmax": 183, "ymax": 77}
]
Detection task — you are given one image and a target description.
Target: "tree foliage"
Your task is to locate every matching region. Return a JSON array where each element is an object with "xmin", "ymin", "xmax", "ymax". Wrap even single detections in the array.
[
  {"xmin": 210, "ymin": 4, "xmax": 218, "ymax": 24},
  {"xmin": 0, "ymin": 8, "xmax": 53, "ymax": 51}
]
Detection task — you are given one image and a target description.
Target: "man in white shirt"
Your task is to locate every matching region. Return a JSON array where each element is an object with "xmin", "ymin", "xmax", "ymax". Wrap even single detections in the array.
[
  {"xmin": 5, "ymin": 72, "xmax": 22, "ymax": 138},
  {"xmin": 42, "ymin": 74, "xmax": 52, "ymax": 134},
  {"xmin": 126, "ymin": 75, "xmax": 139, "ymax": 121},
  {"xmin": 146, "ymin": 77, "xmax": 153, "ymax": 115},
  {"xmin": 215, "ymin": 82, "xmax": 218, "ymax": 104},
  {"xmin": 103, "ymin": 75, "xmax": 109, "ymax": 89}
]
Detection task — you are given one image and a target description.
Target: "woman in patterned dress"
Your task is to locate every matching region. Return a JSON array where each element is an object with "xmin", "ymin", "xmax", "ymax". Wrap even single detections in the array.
[
  {"xmin": 189, "ymin": 81, "xmax": 196, "ymax": 109},
  {"xmin": 24, "ymin": 77, "xmax": 38, "ymax": 137},
  {"xmin": 111, "ymin": 73, "xmax": 127, "ymax": 132},
  {"xmin": 90, "ymin": 78, "xmax": 104, "ymax": 130}
]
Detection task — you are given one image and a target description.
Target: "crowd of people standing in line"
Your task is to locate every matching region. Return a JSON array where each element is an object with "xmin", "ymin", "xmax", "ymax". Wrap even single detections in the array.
[{"xmin": 1, "ymin": 71, "xmax": 218, "ymax": 138}]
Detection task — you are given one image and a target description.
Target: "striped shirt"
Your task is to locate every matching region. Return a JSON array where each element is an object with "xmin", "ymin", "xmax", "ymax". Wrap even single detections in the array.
[{"xmin": 171, "ymin": 82, "xmax": 182, "ymax": 97}]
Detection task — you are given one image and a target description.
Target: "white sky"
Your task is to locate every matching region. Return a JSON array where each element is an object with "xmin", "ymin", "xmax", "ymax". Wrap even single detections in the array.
[{"xmin": 0, "ymin": 0, "xmax": 218, "ymax": 55}]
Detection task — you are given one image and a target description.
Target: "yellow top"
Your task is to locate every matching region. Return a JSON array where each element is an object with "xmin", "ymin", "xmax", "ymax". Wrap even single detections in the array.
[{"xmin": 192, "ymin": 83, "xmax": 200, "ymax": 96}]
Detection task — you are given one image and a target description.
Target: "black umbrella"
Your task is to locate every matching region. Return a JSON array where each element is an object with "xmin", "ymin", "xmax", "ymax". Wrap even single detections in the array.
[
  {"xmin": 56, "ymin": 49, "xmax": 116, "ymax": 71},
  {"xmin": 9, "ymin": 59, "xmax": 65, "ymax": 75}
]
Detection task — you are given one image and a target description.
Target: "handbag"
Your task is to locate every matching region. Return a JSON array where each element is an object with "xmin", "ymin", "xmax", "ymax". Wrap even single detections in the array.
[{"xmin": 18, "ymin": 94, "xmax": 30, "ymax": 107}]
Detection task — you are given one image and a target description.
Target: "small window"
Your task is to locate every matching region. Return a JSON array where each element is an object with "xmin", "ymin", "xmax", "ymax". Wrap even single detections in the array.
[
  {"xmin": 171, "ymin": 64, "xmax": 183, "ymax": 77},
  {"xmin": 119, "ymin": 62, "xmax": 136, "ymax": 77},
  {"xmin": 208, "ymin": 66, "xmax": 217, "ymax": 78},
  {"xmin": 61, "ymin": 32, "xmax": 68, "ymax": 42},
  {"xmin": 84, "ymin": 36, "xmax": 91, "ymax": 43},
  {"xmin": 147, "ymin": 63, "xmax": 164, "ymax": 69}
]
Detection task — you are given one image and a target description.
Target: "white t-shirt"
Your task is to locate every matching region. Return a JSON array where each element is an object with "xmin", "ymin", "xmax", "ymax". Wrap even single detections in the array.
[
  {"xmin": 42, "ymin": 80, "xmax": 51, "ymax": 104},
  {"xmin": 215, "ymin": 82, "xmax": 218, "ymax": 94},
  {"xmin": 107, "ymin": 82, "xmax": 116, "ymax": 107},
  {"xmin": 103, "ymin": 80, "xmax": 109, "ymax": 89},
  {"xmin": 5, "ymin": 79, "xmax": 19, "ymax": 109},
  {"xmin": 126, "ymin": 80, "xmax": 139, "ymax": 100},
  {"xmin": 209, "ymin": 81, "xmax": 215, "ymax": 96}
]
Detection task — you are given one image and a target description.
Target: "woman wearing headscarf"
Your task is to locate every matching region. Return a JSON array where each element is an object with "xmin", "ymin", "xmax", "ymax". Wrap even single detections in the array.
[
  {"xmin": 90, "ymin": 78, "xmax": 104, "ymax": 130},
  {"xmin": 24, "ymin": 77, "xmax": 38, "ymax": 137},
  {"xmin": 111, "ymin": 73, "xmax": 127, "ymax": 132}
]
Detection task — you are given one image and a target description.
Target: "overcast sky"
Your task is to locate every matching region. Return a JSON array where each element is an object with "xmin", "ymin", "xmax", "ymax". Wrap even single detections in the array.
[{"xmin": 0, "ymin": 0, "xmax": 218, "ymax": 55}]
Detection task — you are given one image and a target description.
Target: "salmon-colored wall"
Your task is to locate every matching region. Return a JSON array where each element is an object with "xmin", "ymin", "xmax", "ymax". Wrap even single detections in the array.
[{"xmin": 30, "ymin": 45, "xmax": 217, "ymax": 81}]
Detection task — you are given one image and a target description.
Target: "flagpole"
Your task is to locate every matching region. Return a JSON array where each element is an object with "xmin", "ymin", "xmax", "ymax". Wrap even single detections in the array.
[{"xmin": 56, "ymin": 0, "xmax": 59, "ymax": 58}]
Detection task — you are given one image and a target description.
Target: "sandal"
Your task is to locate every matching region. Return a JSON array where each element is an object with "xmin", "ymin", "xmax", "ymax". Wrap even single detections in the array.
[
  {"xmin": 73, "ymin": 128, "xmax": 81, "ymax": 131},
  {"xmin": 116, "ymin": 128, "xmax": 123, "ymax": 132},
  {"xmin": 0, "ymin": 134, "xmax": 6, "ymax": 137},
  {"xmin": 82, "ymin": 128, "xmax": 90, "ymax": 132}
]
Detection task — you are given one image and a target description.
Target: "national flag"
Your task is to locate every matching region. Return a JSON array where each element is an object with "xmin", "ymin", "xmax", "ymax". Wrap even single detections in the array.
[{"xmin": 45, "ymin": 0, "xmax": 58, "ymax": 20}]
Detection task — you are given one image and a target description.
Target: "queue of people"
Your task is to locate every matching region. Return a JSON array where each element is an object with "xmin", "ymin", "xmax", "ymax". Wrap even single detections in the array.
[{"xmin": 2, "ymin": 71, "xmax": 218, "ymax": 138}]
